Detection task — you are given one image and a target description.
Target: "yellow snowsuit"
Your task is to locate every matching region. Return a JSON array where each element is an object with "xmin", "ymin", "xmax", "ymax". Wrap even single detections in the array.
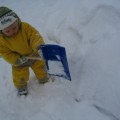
[{"xmin": 0, "ymin": 22, "xmax": 47, "ymax": 88}]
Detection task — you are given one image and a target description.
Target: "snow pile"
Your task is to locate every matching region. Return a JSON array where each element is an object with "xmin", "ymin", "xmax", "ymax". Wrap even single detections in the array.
[{"xmin": 0, "ymin": 0, "xmax": 120, "ymax": 120}]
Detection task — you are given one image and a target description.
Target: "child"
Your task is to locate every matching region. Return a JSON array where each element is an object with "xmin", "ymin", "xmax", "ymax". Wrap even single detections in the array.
[{"xmin": 0, "ymin": 6, "xmax": 49, "ymax": 96}]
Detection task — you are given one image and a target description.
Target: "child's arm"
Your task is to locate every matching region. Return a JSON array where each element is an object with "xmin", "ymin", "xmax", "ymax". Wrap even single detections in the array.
[
  {"xmin": 0, "ymin": 43, "xmax": 28, "ymax": 66},
  {"xmin": 0, "ymin": 45, "xmax": 20, "ymax": 66},
  {"xmin": 25, "ymin": 22, "xmax": 45, "ymax": 52}
]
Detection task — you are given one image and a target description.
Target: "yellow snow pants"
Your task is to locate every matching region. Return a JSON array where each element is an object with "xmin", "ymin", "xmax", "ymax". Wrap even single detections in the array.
[{"xmin": 12, "ymin": 60, "xmax": 48, "ymax": 88}]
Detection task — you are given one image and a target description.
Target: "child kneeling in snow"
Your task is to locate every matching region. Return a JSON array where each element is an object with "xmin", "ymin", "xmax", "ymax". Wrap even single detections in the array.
[{"xmin": 0, "ymin": 6, "xmax": 49, "ymax": 96}]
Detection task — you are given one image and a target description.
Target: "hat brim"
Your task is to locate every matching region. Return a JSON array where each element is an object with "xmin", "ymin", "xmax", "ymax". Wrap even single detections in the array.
[{"xmin": 0, "ymin": 16, "xmax": 18, "ymax": 30}]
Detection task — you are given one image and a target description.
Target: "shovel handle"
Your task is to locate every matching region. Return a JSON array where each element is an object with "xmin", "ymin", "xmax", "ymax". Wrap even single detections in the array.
[{"xmin": 27, "ymin": 56, "xmax": 42, "ymax": 60}]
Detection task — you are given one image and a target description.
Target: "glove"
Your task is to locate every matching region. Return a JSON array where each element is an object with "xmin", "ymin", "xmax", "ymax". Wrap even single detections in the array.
[
  {"xmin": 19, "ymin": 56, "xmax": 28, "ymax": 64},
  {"xmin": 15, "ymin": 56, "xmax": 28, "ymax": 65}
]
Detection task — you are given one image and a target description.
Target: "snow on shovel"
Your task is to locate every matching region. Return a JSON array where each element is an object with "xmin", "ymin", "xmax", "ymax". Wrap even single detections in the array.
[{"xmin": 37, "ymin": 44, "xmax": 71, "ymax": 81}]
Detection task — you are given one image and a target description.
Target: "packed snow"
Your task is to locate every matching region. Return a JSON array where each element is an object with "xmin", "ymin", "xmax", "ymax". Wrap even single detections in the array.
[{"xmin": 0, "ymin": 0, "xmax": 120, "ymax": 120}]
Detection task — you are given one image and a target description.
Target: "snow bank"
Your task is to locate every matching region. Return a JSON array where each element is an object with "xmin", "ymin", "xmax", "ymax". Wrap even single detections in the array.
[{"xmin": 1, "ymin": 0, "xmax": 120, "ymax": 120}]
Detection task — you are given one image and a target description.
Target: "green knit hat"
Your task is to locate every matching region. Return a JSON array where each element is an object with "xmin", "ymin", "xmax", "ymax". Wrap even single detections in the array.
[{"xmin": 0, "ymin": 6, "xmax": 18, "ymax": 30}]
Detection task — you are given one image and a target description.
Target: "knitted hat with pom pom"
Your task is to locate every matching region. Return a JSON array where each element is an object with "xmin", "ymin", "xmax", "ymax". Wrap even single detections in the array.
[{"xmin": 0, "ymin": 6, "xmax": 18, "ymax": 30}]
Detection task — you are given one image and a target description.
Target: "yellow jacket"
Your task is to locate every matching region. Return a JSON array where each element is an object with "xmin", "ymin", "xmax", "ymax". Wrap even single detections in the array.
[{"xmin": 0, "ymin": 22, "xmax": 45, "ymax": 66}]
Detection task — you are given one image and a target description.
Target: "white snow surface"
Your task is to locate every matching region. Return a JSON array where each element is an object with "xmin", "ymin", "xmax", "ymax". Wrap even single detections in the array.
[{"xmin": 0, "ymin": 0, "xmax": 120, "ymax": 120}]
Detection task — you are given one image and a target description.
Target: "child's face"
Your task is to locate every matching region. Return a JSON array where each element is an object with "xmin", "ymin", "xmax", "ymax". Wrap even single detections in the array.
[{"xmin": 2, "ymin": 21, "xmax": 19, "ymax": 37}]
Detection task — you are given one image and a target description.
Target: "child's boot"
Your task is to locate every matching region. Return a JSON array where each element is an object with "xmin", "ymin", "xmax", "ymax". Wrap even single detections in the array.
[
  {"xmin": 38, "ymin": 76, "xmax": 49, "ymax": 84},
  {"xmin": 17, "ymin": 86, "xmax": 28, "ymax": 96}
]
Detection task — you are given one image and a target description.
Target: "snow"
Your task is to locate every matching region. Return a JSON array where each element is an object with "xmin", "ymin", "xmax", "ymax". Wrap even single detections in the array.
[
  {"xmin": 48, "ymin": 60, "xmax": 66, "ymax": 76},
  {"xmin": 0, "ymin": 0, "xmax": 120, "ymax": 120}
]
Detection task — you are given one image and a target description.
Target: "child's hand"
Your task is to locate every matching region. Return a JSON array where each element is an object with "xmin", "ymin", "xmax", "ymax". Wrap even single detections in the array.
[
  {"xmin": 19, "ymin": 56, "xmax": 28, "ymax": 64},
  {"xmin": 15, "ymin": 56, "xmax": 28, "ymax": 66}
]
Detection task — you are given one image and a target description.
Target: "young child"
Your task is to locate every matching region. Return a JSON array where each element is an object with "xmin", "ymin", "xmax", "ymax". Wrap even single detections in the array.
[{"xmin": 0, "ymin": 6, "xmax": 49, "ymax": 96}]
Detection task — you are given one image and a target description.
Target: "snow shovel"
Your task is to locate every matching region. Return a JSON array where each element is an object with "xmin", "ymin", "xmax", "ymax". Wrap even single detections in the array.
[{"xmin": 37, "ymin": 44, "xmax": 71, "ymax": 81}]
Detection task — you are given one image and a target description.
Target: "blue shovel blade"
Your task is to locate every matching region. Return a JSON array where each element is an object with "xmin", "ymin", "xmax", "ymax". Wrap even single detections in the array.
[{"xmin": 39, "ymin": 44, "xmax": 71, "ymax": 81}]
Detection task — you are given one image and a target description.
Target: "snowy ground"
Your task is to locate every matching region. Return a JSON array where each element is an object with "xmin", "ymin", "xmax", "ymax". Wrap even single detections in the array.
[{"xmin": 0, "ymin": 0, "xmax": 120, "ymax": 120}]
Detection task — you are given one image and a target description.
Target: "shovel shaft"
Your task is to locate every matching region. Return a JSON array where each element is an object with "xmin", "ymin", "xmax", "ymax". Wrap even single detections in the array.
[{"xmin": 27, "ymin": 56, "xmax": 42, "ymax": 60}]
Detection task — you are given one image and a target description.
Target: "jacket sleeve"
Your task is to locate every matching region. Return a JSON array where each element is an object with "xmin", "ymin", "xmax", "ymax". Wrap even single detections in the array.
[
  {"xmin": 25, "ymin": 23, "xmax": 45, "ymax": 52},
  {"xmin": 0, "ymin": 44, "xmax": 20, "ymax": 66}
]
